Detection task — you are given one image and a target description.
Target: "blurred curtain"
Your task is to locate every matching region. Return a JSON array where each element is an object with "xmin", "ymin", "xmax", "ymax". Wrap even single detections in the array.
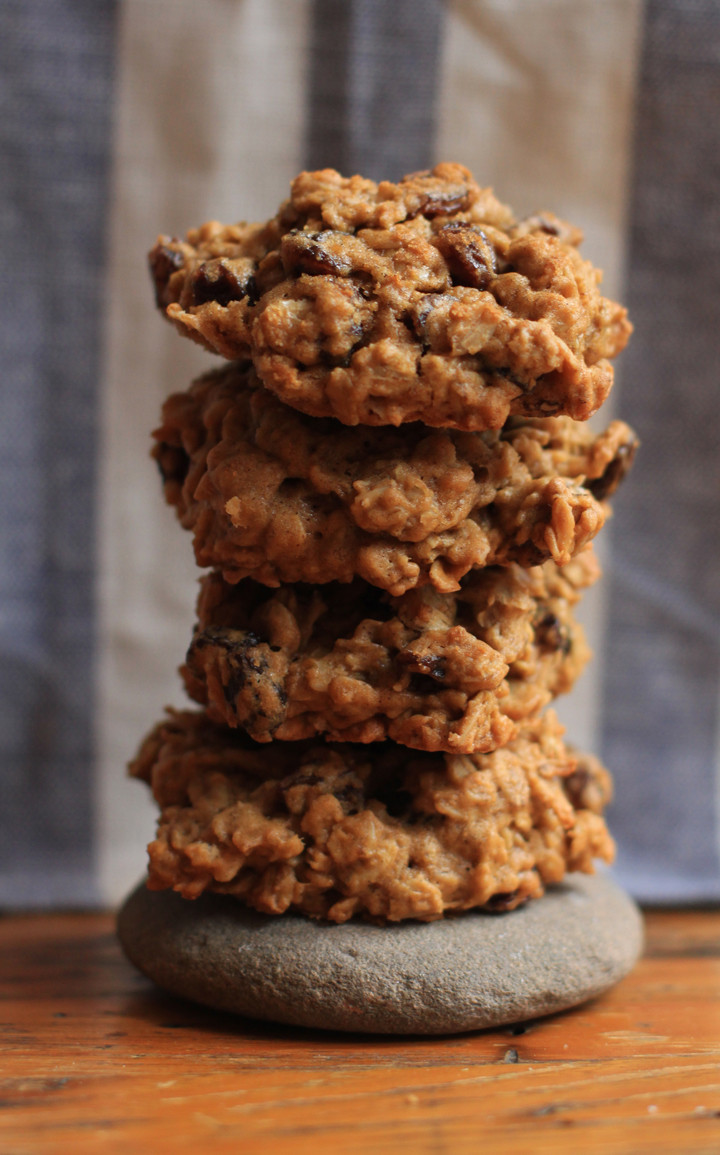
[{"xmin": 1, "ymin": 0, "xmax": 718, "ymax": 906}]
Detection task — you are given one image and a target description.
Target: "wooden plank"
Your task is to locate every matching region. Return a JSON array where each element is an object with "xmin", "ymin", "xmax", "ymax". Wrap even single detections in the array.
[{"xmin": 0, "ymin": 909, "xmax": 719, "ymax": 1154}]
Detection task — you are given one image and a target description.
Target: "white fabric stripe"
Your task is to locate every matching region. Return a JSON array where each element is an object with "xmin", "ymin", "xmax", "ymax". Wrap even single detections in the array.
[
  {"xmin": 96, "ymin": 0, "xmax": 311, "ymax": 906},
  {"xmin": 435, "ymin": 0, "xmax": 643, "ymax": 755}
]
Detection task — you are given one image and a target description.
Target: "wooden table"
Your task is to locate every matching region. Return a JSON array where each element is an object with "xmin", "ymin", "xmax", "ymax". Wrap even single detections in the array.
[{"xmin": 1, "ymin": 907, "xmax": 719, "ymax": 1154}]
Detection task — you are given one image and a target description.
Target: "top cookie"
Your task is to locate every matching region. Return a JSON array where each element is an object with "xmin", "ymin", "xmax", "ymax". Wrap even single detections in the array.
[{"xmin": 149, "ymin": 164, "xmax": 631, "ymax": 431}]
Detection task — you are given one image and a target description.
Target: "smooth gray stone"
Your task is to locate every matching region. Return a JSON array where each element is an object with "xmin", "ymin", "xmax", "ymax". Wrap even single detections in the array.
[{"xmin": 117, "ymin": 873, "xmax": 643, "ymax": 1035}]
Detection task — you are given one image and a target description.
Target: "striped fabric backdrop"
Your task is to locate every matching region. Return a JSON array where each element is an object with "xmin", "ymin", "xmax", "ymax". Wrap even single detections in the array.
[{"xmin": 2, "ymin": 0, "xmax": 719, "ymax": 908}]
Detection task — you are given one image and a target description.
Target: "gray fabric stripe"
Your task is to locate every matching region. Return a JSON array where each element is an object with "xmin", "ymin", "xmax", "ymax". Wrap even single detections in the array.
[
  {"xmin": 602, "ymin": 0, "xmax": 720, "ymax": 899},
  {"xmin": 305, "ymin": 0, "xmax": 445, "ymax": 181},
  {"xmin": 0, "ymin": 0, "xmax": 117, "ymax": 905}
]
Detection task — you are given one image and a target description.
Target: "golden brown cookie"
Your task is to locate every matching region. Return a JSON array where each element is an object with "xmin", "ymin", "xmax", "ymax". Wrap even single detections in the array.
[
  {"xmin": 153, "ymin": 362, "xmax": 636, "ymax": 594},
  {"xmin": 149, "ymin": 164, "xmax": 631, "ymax": 430},
  {"xmin": 182, "ymin": 549, "xmax": 598, "ymax": 753},
  {"xmin": 130, "ymin": 709, "xmax": 614, "ymax": 923}
]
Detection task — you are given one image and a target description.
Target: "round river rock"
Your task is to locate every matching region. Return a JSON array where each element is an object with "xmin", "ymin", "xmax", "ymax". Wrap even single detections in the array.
[{"xmin": 117, "ymin": 872, "xmax": 642, "ymax": 1035}]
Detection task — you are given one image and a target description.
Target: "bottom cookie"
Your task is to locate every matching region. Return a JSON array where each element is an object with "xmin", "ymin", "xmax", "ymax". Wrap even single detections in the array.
[
  {"xmin": 130, "ymin": 709, "xmax": 614, "ymax": 923},
  {"xmin": 117, "ymin": 872, "xmax": 643, "ymax": 1035}
]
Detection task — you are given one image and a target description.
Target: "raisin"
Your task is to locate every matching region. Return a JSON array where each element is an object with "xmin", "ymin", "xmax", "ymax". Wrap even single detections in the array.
[
  {"xmin": 514, "ymin": 212, "xmax": 583, "ymax": 247},
  {"xmin": 153, "ymin": 442, "xmax": 189, "ymax": 488},
  {"xmin": 587, "ymin": 436, "xmax": 639, "ymax": 500},
  {"xmin": 563, "ymin": 766, "xmax": 591, "ymax": 809},
  {"xmin": 408, "ymin": 188, "xmax": 470, "ymax": 219},
  {"xmin": 188, "ymin": 628, "xmax": 270, "ymax": 706},
  {"xmin": 436, "ymin": 223, "xmax": 496, "ymax": 290},
  {"xmin": 281, "ymin": 231, "xmax": 351, "ymax": 277},
  {"xmin": 400, "ymin": 652, "xmax": 447, "ymax": 681},
  {"xmin": 149, "ymin": 241, "xmax": 186, "ymax": 307},
  {"xmin": 410, "ymin": 293, "xmax": 447, "ymax": 347},
  {"xmin": 485, "ymin": 890, "xmax": 522, "ymax": 912},
  {"xmin": 534, "ymin": 611, "xmax": 572, "ymax": 655},
  {"xmin": 412, "ymin": 295, "xmax": 437, "ymax": 335},
  {"xmin": 190, "ymin": 258, "xmax": 255, "ymax": 307},
  {"xmin": 200, "ymin": 627, "xmax": 263, "ymax": 652},
  {"xmin": 513, "ymin": 541, "xmax": 551, "ymax": 568}
]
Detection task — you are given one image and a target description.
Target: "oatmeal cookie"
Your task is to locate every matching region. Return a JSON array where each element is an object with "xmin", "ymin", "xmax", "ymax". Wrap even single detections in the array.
[
  {"xmin": 182, "ymin": 549, "xmax": 597, "ymax": 752},
  {"xmin": 149, "ymin": 164, "xmax": 631, "ymax": 430},
  {"xmin": 130, "ymin": 709, "xmax": 614, "ymax": 923},
  {"xmin": 153, "ymin": 362, "xmax": 636, "ymax": 594}
]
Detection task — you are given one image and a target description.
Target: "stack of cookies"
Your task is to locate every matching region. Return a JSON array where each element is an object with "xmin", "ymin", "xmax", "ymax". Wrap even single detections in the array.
[{"xmin": 131, "ymin": 163, "xmax": 636, "ymax": 925}]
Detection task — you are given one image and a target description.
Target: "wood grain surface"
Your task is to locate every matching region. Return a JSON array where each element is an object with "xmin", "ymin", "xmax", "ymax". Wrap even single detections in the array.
[{"xmin": 1, "ymin": 906, "xmax": 719, "ymax": 1154}]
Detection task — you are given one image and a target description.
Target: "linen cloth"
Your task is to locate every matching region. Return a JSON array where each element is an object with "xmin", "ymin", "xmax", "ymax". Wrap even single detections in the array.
[{"xmin": 1, "ymin": 0, "xmax": 718, "ymax": 906}]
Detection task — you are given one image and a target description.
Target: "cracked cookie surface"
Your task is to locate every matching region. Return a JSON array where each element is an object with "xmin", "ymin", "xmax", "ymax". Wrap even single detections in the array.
[
  {"xmin": 153, "ymin": 362, "xmax": 636, "ymax": 594},
  {"xmin": 130, "ymin": 709, "xmax": 614, "ymax": 923},
  {"xmin": 150, "ymin": 163, "xmax": 631, "ymax": 430},
  {"xmin": 182, "ymin": 549, "xmax": 597, "ymax": 753}
]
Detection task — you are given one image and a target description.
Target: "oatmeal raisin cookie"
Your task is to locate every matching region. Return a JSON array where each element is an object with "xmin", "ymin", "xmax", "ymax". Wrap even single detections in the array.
[
  {"xmin": 154, "ymin": 362, "xmax": 636, "ymax": 594},
  {"xmin": 130, "ymin": 709, "xmax": 614, "ymax": 923},
  {"xmin": 182, "ymin": 549, "xmax": 597, "ymax": 752},
  {"xmin": 150, "ymin": 164, "xmax": 631, "ymax": 430}
]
